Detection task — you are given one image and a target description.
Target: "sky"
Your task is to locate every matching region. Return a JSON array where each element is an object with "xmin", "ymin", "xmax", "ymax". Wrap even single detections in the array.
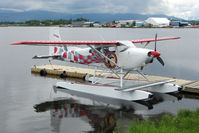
[{"xmin": 0, "ymin": 0, "xmax": 199, "ymax": 19}]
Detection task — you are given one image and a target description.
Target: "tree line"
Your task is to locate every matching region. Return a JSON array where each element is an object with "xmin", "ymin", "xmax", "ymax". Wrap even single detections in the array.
[{"xmin": 0, "ymin": 18, "xmax": 89, "ymax": 26}]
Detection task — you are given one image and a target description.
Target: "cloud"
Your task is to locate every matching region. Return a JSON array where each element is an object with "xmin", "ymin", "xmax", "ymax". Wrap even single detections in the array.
[
  {"xmin": 0, "ymin": 0, "xmax": 198, "ymax": 19},
  {"xmin": 0, "ymin": 8, "xmax": 23, "ymax": 12},
  {"xmin": 159, "ymin": 0, "xmax": 199, "ymax": 19},
  {"xmin": 136, "ymin": 0, "xmax": 199, "ymax": 19}
]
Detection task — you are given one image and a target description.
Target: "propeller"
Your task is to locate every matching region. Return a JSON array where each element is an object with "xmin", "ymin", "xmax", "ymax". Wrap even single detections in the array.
[
  {"xmin": 146, "ymin": 34, "xmax": 165, "ymax": 66},
  {"xmin": 157, "ymin": 56, "xmax": 164, "ymax": 66},
  {"xmin": 154, "ymin": 33, "xmax": 164, "ymax": 66},
  {"xmin": 155, "ymin": 33, "xmax": 157, "ymax": 51}
]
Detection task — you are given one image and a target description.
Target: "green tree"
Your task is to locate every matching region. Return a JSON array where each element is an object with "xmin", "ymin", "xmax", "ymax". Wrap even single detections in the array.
[
  {"xmin": 75, "ymin": 18, "xmax": 89, "ymax": 22},
  {"xmin": 130, "ymin": 21, "xmax": 136, "ymax": 27},
  {"xmin": 41, "ymin": 20, "xmax": 51, "ymax": 26},
  {"xmin": 89, "ymin": 23, "xmax": 94, "ymax": 27},
  {"xmin": 25, "ymin": 20, "xmax": 41, "ymax": 26},
  {"xmin": 112, "ymin": 20, "xmax": 116, "ymax": 24}
]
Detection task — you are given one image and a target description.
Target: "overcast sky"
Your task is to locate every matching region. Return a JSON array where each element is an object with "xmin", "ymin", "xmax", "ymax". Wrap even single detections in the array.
[{"xmin": 0, "ymin": 0, "xmax": 198, "ymax": 19}]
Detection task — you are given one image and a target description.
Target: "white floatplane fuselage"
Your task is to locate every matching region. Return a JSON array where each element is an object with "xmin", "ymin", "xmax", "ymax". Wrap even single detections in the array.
[{"xmin": 11, "ymin": 28, "xmax": 181, "ymax": 101}]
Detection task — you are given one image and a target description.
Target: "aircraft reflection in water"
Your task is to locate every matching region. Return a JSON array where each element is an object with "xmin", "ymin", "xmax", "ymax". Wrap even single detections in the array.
[
  {"xmin": 35, "ymin": 99, "xmax": 123, "ymax": 133},
  {"xmin": 34, "ymin": 86, "xmax": 182, "ymax": 133}
]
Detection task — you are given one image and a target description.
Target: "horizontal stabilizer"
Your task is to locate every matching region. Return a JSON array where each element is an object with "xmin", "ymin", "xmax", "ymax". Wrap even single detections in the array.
[
  {"xmin": 32, "ymin": 55, "xmax": 61, "ymax": 59},
  {"xmin": 116, "ymin": 80, "xmax": 175, "ymax": 92}
]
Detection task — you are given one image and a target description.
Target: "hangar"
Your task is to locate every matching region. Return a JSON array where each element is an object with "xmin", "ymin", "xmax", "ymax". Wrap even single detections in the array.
[{"xmin": 145, "ymin": 17, "xmax": 170, "ymax": 27}]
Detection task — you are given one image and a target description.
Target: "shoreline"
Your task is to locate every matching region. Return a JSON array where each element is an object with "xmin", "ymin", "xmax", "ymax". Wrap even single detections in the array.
[{"xmin": 1, "ymin": 25, "xmax": 198, "ymax": 28}]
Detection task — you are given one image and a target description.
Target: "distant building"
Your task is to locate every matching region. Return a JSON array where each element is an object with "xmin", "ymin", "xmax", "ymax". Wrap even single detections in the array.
[
  {"xmin": 72, "ymin": 21, "xmax": 99, "ymax": 27},
  {"xmin": 93, "ymin": 23, "xmax": 101, "ymax": 28},
  {"xmin": 72, "ymin": 21, "xmax": 86, "ymax": 27},
  {"xmin": 114, "ymin": 20, "xmax": 145, "ymax": 28},
  {"xmin": 180, "ymin": 22, "xmax": 189, "ymax": 26},
  {"xmin": 83, "ymin": 22, "xmax": 94, "ymax": 27},
  {"xmin": 116, "ymin": 20, "xmax": 135, "ymax": 27},
  {"xmin": 135, "ymin": 20, "xmax": 145, "ymax": 27},
  {"xmin": 170, "ymin": 21, "xmax": 189, "ymax": 27},
  {"xmin": 145, "ymin": 17, "xmax": 170, "ymax": 27}
]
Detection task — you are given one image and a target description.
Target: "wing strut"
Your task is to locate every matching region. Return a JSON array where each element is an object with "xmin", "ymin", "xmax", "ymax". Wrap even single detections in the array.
[
  {"xmin": 136, "ymin": 70, "xmax": 150, "ymax": 81},
  {"xmin": 120, "ymin": 68, "xmax": 123, "ymax": 88},
  {"xmin": 89, "ymin": 67, "xmax": 129, "ymax": 88}
]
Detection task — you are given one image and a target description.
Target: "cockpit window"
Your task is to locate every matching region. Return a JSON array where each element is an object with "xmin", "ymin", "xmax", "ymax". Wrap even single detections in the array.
[{"xmin": 119, "ymin": 45, "xmax": 129, "ymax": 52}]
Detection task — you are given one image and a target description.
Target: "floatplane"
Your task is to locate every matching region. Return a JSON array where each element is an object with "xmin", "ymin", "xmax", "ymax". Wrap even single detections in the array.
[{"xmin": 11, "ymin": 28, "xmax": 181, "ymax": 102}]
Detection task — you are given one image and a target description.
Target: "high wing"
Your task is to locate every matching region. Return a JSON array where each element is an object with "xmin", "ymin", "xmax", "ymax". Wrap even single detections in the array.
[
  {"xmin": 11, "ymin": 36, "xmax": 180, "ymax": 46},
  {"xmin": 132, "ymin": 37, "xmax": 180, "ymax": 43},
  {"xmin": 116, "ymin": 79, "xmax": 175, "ymax": 92},
  {"xmin": 11, "ymin": 41, "xmax": 119, "ymax": 46}
]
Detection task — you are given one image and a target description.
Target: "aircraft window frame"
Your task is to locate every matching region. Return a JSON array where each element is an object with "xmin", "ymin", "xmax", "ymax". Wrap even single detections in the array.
[{"xmin": 119, "ymin": 46, "xmax": 129, "ymax": 52}]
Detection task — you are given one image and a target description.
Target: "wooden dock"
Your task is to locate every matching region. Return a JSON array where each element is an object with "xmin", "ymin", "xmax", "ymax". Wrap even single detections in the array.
[
  {"xmin": 31, "ymin": 65, "xmax": 199, "ymax": 94},
  {"xmin": 183, "ymin": 81, "xmax": 199, "ymax": 93}
]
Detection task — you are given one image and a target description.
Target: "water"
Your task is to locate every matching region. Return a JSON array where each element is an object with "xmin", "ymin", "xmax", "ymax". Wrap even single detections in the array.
[{"xmin": 0, "ymin": 27, "xmax": 199, "ymax": 133}]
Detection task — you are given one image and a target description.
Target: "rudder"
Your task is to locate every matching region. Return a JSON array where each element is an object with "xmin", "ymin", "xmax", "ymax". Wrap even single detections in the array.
[{"xmin": 49, "ymin": 27, "xmax": 62, "ymax": 56}]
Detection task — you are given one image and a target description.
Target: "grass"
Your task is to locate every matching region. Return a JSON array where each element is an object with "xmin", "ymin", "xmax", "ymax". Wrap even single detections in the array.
[{"xmin": 124, "ymin": 109, "xmax": 199, "ymax": 133}]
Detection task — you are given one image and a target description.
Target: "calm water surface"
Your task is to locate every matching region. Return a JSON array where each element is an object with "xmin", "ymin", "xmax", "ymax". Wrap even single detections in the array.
[{"xmin": 0, "ymin": 27, "xmax": 199, "ymax": 133}]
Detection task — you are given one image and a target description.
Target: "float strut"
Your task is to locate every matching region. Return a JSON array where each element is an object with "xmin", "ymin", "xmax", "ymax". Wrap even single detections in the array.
[{"xmin": 120, "ymin": 68, "xmax": 123, "ymax": 88}]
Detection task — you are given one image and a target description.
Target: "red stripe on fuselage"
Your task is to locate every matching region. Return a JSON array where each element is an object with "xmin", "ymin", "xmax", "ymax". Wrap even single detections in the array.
[
  {"xmin": 74, "ymin": 56, "xmax": 78, "ymax": 61},
  {"xmin": 63, "ymin": 52, "xmax": 67, "ymax": 58},
  {"xmin": 54, "ymin": 47, "xmax": 58, "ymax": 53}
]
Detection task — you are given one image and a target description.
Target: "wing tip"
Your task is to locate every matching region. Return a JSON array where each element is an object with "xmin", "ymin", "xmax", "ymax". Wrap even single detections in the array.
[
  {"xmin": 132, "ymin": 36, "xmax": 181, "ymax": 43},
  {"xmin": 10, "ymin": 42, "xmax": 22, "ymax": 45}
]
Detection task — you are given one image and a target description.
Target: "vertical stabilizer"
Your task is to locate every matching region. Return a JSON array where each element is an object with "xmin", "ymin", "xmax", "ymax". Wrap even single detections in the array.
[{"xmin": 49, "ymin": 28, "xmax": 61, "ymax": 56}]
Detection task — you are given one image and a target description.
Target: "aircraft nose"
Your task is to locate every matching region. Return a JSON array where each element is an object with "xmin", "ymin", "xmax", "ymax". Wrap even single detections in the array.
[{"xmin": 148, "ymin": 51, "xmax": 160, "ymax": 57}]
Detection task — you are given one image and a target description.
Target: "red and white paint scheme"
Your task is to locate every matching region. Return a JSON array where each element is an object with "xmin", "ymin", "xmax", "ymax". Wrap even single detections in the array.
[
  {"xmin": 12, "ymin": 28, "xmax": 180, "ymax": 70},
  {"xmin": 11, "ymin": 28, "xmax": 181, "ymax": 101}
]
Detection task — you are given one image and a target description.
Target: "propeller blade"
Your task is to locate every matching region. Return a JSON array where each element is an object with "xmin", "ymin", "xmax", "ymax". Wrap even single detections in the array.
[
  {"xmin": 157, "ymin": 56, "xmax": 164, "ymax": 66},
  {"xmin": 155, "ymin": 33, "xmax": 157, "ymax": 51}
]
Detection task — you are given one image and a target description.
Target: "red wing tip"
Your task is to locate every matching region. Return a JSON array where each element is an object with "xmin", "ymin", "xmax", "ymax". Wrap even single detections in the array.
[
  {"xmin": 10, "ymin": 42, "xmax": 22, "ymax": 45},
  {"xmin": 132, "ymin": 36, "xmax": 181, "ymax": 43},
  {"xmin": 165, "ymin": 36, "xmax": 181, "ymax": 39},
  {"xmin": 163, "ymin": 36, "xmax": 181, "ymax": 39}
]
